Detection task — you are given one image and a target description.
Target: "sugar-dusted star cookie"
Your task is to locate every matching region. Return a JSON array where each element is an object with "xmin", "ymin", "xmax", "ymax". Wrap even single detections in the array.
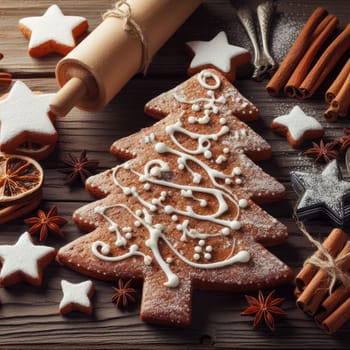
[
  {"xmin": 291, "ymin": 160, "xmax": 350, "ymax": 226},
  {"xmin": 59, "ymin": 279, "xmax": 95, "ymax": 315},
  {"xmin": 19, "ymin": 4, "xmax": 88, "ymax": 58},
  {"xmin": 185, "ymin": 31, "xmax": 251, "ymax": 82},
  {"xmin": 271, "ymin": 105, "xmax": 324, "ymax": 148},
  {"xmin": 0, "ymin": 80, "xmax": 57, "ymax": 155},
  {"xmin": 0, "ymin": 232, "xmax": 56, "ymax": 286}
]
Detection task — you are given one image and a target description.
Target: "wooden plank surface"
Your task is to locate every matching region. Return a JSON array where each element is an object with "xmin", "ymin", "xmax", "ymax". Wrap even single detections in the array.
[{"xmin": 0, "ymin": 0, "xmax": 349, "ymax": 348}]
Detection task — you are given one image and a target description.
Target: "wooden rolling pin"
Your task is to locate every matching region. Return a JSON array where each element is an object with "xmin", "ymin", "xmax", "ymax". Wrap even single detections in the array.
[{"xmin": 50, "ymin": 0, "xmax": 202, "ymax": 116}]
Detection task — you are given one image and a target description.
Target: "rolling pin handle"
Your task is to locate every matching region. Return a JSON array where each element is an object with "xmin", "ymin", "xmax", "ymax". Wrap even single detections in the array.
[{"xmin": 50, "ymin": 77, "xmax": 87, "ymax": 117}]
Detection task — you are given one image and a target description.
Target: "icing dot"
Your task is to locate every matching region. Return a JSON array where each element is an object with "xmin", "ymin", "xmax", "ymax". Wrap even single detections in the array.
[
  {"xmin": 230, "ymin": 220, "xmax": 241, "ymax": 230},
  {"xmin": 207, "ymin": 90, "xmax": 214, "ymax": 97},
  {"xmin": 134, "ymin": 220, "xmax": 141, "ymax": 227},
  {"xmin": 194, "ymin": 246, "xmax": 202, "ymax": 253},
  {"xmin": 205, "ymin": 245, "xmax": 213, "ymax": 252},
  {"xmin": 233, "ymin": 167, "xmax": 241, "ymax": 175},
  {"xmin": 164, "ymin": 205, "xmax": 174, "ymax": 214},
  {"xmin": 108, "ymin": 223, "xmax": 118, "ymax": 232},
  {"xmin": 161, "ymin": 191, "xmax": 167, "ymax": 197},
  {"xmin": 204, "ymin": 253, "xmax": 212, "ymax": 260},
  {"xmin": 176, "ymin": 224, "xmax": 182, "ymax": 231},
  {"xmin": 199, "ymin": 239, "xmax": 205, "ymax": 246},
  {"xmin": 135, "ymin": 209, "xmax": 142, "ymax": 217},
  {"xmin": 144, "ymin": 183, "xmax": 151, "ymax": 191},
  {"xmin": 200, "ymin": 200, "xmax": 207, "ymax": 207},
  {"xmin": 220, "ymin": 117, "xmax": 227, "ymax": 125},
  {"xmin": 123, "ymin": 187, "xmax": 131, "ymax": 196},
  {"xmin": 188, "ymin": 116, "xmax": 196, "ymax": 124},
  {"xmin": 171, "ymin": 215, "xmax": 178, "ymax": 222},
  {"xmin": 204, "ymin": 150, "xmax": 212, "ymax": 159},
  {"xmin": 166, "ymin": 257, "xmax": 173, "ymax": 264},
  {"xmin": 150, "ymin": 167, "xmax": 161, "ymax": 177},
  {"xmin": 235, "ymin": 178, "xmax": 242, "ymax": 185},
  {"xmin": 151, "ymin": 198, "xmax": 159, "ymax": 205},
  {"xmin": 221, "ymin": 227, "xmax": 230, "ymax": 235},
  {"xmin": 155, "ymin": 142, "xmax": 167, "ymax": 153},
  {"xmin": 223, "ymin": 147, "xmax": 230, "ymax": 154},
  {"xmin": 125, "ymin": 232, "xmax": 132, "ymax": 240},
  {"xmin": 225, "ymin": 178, "xmax": 232, "ymax": 185},
  {"xmin": 193, "ymin": 253, "xmax": 200, "ymax": 261},
  {"xmin": 238, "ymin": 199, "xmax": 248, "ymax": 208},
  {"xmin": 101, "ymin": 245, "xmax": 110, "ymax": 255},
  {"xmin": 178, "ymin": 164, "xmax": 185, "ymax": 170},
  {"xmin": 150, "ymin": 205, "xmax": 157, "ymax": 212},
  {"xmin": 192, "ymin": 103, "xmax": 200, "ymax": 111}
]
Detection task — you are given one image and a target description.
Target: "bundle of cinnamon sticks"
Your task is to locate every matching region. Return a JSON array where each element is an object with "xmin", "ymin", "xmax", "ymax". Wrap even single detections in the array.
[
  {"xmin": 266, "ymin": 7, "xmax": 350, "ymax": 121},
  {"xmin": 295, "ymin": 228, "xmax": 350, "ymax": 334}
]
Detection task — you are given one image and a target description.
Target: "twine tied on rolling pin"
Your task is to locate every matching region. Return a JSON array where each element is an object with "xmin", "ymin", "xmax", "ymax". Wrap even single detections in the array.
[{"xmin": 103, "ymin": 0, "xmax": 151, "ymax": 74}]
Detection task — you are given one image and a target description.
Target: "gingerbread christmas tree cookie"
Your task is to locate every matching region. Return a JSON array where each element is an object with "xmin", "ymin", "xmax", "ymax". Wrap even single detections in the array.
[{"xmin": 57, "ymin": 69, "xmax": 293, "ymax": 327}]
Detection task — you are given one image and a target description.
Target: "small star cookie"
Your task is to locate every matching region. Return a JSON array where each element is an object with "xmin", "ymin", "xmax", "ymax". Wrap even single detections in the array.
[
  {"xmin": 0, "ymin": 232, "xmax": 56, "ymax": 286},
  {"xmin": 185, "ymin": 31, "xmax": 251, "ymax": 81},
  {"xmin": 59, "ymin": 280, "xmax": 95, "ymax": 315},
  {"xmin": 19, "ymin": 4, "xmax": 88, "ymax": 57},
  {"xmin": 271, "ymin": 105, "xmax": 324, "ymax": 148},
  {"xmin": 291, "ymin": 160, "xmax": 350, "ymax": 226},
  {"xmin": 0, "ymin": 80, "xmax": 57, "ymax": 154}
]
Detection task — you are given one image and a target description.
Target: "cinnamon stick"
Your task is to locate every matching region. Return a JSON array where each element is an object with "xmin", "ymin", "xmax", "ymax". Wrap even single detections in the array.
[
  {"xmin": 297, "ymin": 242, "xmax": 350, "ymax": 316},
  {"xmin": 295, "ymin": 228, "xmax": 348, "ymax": 290},
  {"xmin": 320, "ymin": 296, "xmax": 350, "ymax": 334},
  {"xmin": 299, "ymin": 23, "xmax": 350, "ymax": 99},
  {"xmin": 315, "ymin": 284, "xmax": 350, "ymax": 324},
  {"xmin": 284, "ymin": 14, "xmax": 338, "ymax": 98},
  {"xmin": 266, "ymin": 7, "xmax": 328, "ymax": 96},
  {"xmin": 325, "ymin": 58, "xmax": 350, "ymax": 103}
]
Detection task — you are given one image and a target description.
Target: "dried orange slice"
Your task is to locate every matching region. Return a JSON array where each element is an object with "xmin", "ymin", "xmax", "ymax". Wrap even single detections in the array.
[{"xmin": 0, "ymin": 153, "xmax": 43, "ymax": 203}]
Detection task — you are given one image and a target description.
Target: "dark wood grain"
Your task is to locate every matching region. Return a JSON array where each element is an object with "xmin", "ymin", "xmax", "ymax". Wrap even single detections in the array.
[{"xmin": 0, "ymin": 0, "xmax": 349, "ymax": 348}]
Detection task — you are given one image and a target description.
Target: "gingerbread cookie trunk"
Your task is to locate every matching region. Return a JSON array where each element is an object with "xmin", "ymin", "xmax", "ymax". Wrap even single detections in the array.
[
  {"xmin": 185, "ymin": 32, "xmax": 251, "ymax": 82},
  {"xmin": 0, "ymin": 80, "xmax": 57, "ymax": 155},
  {"xmin": 19, "ymin": 4, "xmax": 88, "ymax": 58},
  {"xmin": 57, "ymin": 70, "xmax": 292, "ymax": 327}
]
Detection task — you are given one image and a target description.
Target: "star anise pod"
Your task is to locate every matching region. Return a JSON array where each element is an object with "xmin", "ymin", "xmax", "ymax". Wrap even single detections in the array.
[
  {"xmin": 24, "ymin": 206, "xmax": 68, "ymax": 241},
  {"xmin": 241, "ymin": 290, "xmax": 286, "ymax": 331},
  {"xmin": 61, "ymin": 150, "xmax": 99, "ymax": 185},
  {"xmin": 304, "ymin": 139, "xmax": 339, "ymax": 163},
  {"xmin": 112, "ymin": 279, "xmax": 137, "ymax": 308},
  {"xmin": 337, "ymin": 128, "xmax": 350, "ymax": 153}
]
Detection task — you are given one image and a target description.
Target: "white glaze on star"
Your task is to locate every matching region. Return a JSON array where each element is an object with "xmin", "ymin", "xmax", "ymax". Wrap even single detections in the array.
[
  {"xmin": 0, "ymin": 80, "xmax": 56, "ymax": 149},
  {"xmin": 186, "ymin": 31, "xmax": 249, "ymax": 73},
  {"xmin": 0, "ymin": 232, "xmax": 55, "ymax": 285},
  {"xmin": 19, "ymin": 4, "xmax": 87, "ymax": 49}
]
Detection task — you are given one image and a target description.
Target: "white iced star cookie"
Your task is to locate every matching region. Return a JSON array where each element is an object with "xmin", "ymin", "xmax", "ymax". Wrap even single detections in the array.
[
  {"xmin": 185, "ymin": 31, "xmax": 251, "ymax": 81},
  {"xmin": 19, "ymin": 4, "xmax": 88, "ymax": 57},
  {"xmin": 271, "ymin": 105, "xmax": 324, "ymax": 148},
  {"xmin": 59, "ymin": 280, "xmax": 95, "ymax": 315},
  {"xmin": 0, "ymin": 80, "xmax": 58, "ymax": 156},
  {"xmin": 0, "ymin": 232, "xmax": 56, "ymax": 286}
]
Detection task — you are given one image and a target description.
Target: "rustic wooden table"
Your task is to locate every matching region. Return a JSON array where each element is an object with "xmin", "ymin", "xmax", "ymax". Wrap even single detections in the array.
[{"xmin": 0, "ymin": 0, "xmax": 349, "ymax": 348}]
